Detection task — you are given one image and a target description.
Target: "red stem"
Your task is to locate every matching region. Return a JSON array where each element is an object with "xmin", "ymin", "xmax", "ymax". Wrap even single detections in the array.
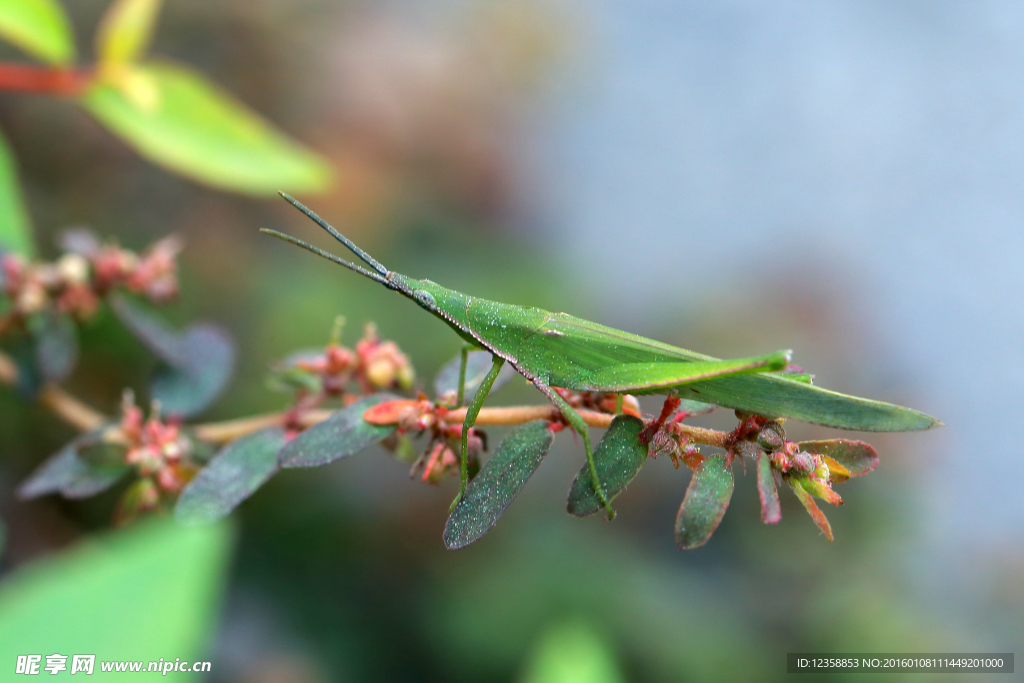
[{"xmin": 0, "ymin": 62, "xmax": 93, "ymax": 95}]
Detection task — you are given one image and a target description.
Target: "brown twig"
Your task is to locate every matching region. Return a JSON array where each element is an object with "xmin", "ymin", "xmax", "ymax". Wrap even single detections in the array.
[
  {"xmin": 1, "ymin": 347, "xmax": 732, "ymax": 447},
  {"xmin": 0, "ymin": 349, "xmax": 107, "ymax": 431}
]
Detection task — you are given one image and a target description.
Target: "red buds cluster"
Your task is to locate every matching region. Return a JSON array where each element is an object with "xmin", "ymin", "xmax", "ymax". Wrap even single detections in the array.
[
  {"xmin": 364, "ymin": 396, "xmax": 482, "ymax": 484},
  {"xmin": 283, "ymin": 322, "xmax": 415, "ymax": 397},
  {"xmin": 118, "ymin": 395, "xmax": 197, "ymax": 495},
  {"xmin": 0, "ymin": 232, "xmax": 182, "ymax": 324}
]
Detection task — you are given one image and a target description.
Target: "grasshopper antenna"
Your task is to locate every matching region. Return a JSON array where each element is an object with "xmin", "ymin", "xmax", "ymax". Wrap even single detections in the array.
[
  {"xmin": 278, "ymin": 192, "xmax": 390, "ymax": 277},
  {"xmin": 260, "ymin": 228, "xmax": 393, "ymax": 288}
]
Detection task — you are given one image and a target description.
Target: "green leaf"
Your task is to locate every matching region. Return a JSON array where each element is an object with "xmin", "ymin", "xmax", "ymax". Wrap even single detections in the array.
[
  {"xmin": 114, "ymin": 477, "xmax": 158, "ymax": 526},
  {"xmin": 521, "ymin": 619, "xmax": 626, "ymax": 683},
  {"xmin": 278, "ymin": 394, "xmax": 398, "ymax": 469},
  {"xmin": 434, "ymin": 350, "xmax": 516, "ymax": 401},
  {"xmin": 798, "ymin": 439, "xmax": 878, "ymax": 477},
  {"xmin": 175, "ymin": 427, "xmax": 286, "ymax": 525},
  {"xmin": 675, "ymin": 455, "xmax": 734, "ymax": 549},
  {"xmin": 111, "ymin": 295, "xmax": 235, "ymax": 417},
  {"xmin": 149, "ymin": 326, "xmax": 234, "ymax": 416},
  {"xmin": 566, "ymin": 415, "xmax": 647, "ymax": 517},
  {"xmin": 33, "ymin": 310, "xmax": 77, "ymax": 382},
  {"xmin": 444, "ymin": 420, "xmax": 554, "ymax": 549},
  {"xmin": 18, "ymin": 429, "xmax": 130, "ymax": 500},
  {"xmin": 80, "ymin": 61, "xmax": 334, "ymax": 195},
  {"xmin": 756, "ymin": 450, "xmax": 780, "ymax": 524},
  {"xmin": 0, "ymin": 127, "xmax": 34, "ymax": 257},
  {"xmin": 0, "ymin": 518, "xmax": 231, "ymax": 676},
  {"xmin": 76, "ymin": 436, "xmax": 128, "ymax": 468},
  {"xmin": 96, "ymin": 0, "xmax": 162, "ymax": 66},
  {"xmin": 676, "ymin": 371, "xmax": 940, "ymax": 432},
  {"xmin": 0, "ymin": 0, "xmax": 74, "ymax": 65}
]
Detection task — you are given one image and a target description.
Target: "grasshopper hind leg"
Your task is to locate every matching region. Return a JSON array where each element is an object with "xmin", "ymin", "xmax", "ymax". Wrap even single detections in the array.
[{"xmin": 533, "ymin": 380, "xmax": 616, "ymax": 520}]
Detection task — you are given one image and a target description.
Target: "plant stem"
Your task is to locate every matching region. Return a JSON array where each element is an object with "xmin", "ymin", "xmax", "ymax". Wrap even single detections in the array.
[
  {"xmin": 0, "ymin": 347, "xmax": 732, "ymax": 448},
  {"xmin": 0, "ymin": 349, "xmax": 107, "ymax": 431},
  {"xmin": 0, "ymin": 62, "xmax": 92, "ymax": 95}
]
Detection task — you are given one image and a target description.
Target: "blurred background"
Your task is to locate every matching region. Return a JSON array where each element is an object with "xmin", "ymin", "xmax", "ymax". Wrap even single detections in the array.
[{"xmin": 1, "ymin": 0, "xmax": 1021, "ymax": 680}]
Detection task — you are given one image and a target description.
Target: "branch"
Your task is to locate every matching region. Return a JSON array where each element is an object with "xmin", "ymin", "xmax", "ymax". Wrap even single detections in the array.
[
  {"xmin": 192, "ymin": 402, "xmax": 731, "ymax": 447},
  {"xmin": 0, "ymin": 349, "xmax": 107, "ymax": 431},
  {"xmin": 1, "ymin": 348, "xmax": 731, "ymax": 448},
  {"xmin": 0, "ymin": 62, "xmax": 92, "ymax": 95}
]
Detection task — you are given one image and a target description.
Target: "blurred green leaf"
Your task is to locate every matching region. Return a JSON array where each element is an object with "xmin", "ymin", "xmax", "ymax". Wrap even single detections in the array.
[
  {"xmin": 788, "ymin": 478, "xmax": 833, "ymax": 542},
  {"xmin": 175, "ymin": 427, "xmax": 286, "ymax": 526},
  {"xmin": 268, "ymin": 349, "xmax": 323, "ymax": 393},
  {"xmin": 444, "ymin": 420, "xmax": 554, "ymax": 549},
  {"xmin": 756, "ymin": 450, "xmax": 780, "ymax": 524},
  {"xmin": 566, "ymin": 415, "xmax": 647, "ymax": 518},
  {"xmin": 520, "ymin": 619, "xmax": 625, "ymax": 683},
  {"xmin": 0, "ymin": 0, "xmax": 74, "ymax": 65},
  {"xmin": 8, "ymin": 331, "xmax": 42, "ymax": 398},
  {"xmin": 18, "ymin": 429, "xmax": 130, "ymax": 500},
  {"xmin": 80, "ymin": 61, "xmax": 334, "ymax": 195},
  {"xmin": 77, "ymin": 437, "xmax": 127, "ymax": 468},
  {"xmin": 33, "ymin": 310, "xmax": 77, "ymax": 382},
  {"xmin": 434, "ymin": 350, "xmax": 517, "ymax": 401},
  {"xmin": 278, "ymin": 394, "xmax": 398, "ymax": 469},
  {"xmin": 799, "ymin": 439, "xmax": 879, "ymax": 477},
  {"xmin": 111, "ymin": 295, "xmax": 235, "ymax": 416},
  {"xmin": 0, "ymin": 518, "xmax": 231, "ymax": 676},
  {"xmin": 96, "ymin": 0, "xmax": 162, "ymax": 66},
  {"xmin": 114, "ymin": 477, "xmax": 158, "ymax": 526},
  {"xmin": 675, "ymin": 454, "xmax": 734, "ymax": 549},
  {"xmin": 149, "ymin": 327, "xmax": 234, "ymax": 416},
  {"xmin": 0, "ymin": 127, "xmax": 34, "ymax": 257}
]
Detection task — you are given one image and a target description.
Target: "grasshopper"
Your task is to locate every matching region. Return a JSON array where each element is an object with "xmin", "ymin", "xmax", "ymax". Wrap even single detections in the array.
[{"xmin": 263, "ymin": 194, "xmax": 939, "ymax": 518}]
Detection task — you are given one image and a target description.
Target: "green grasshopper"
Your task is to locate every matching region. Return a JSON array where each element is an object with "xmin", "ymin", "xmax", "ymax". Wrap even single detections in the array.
[{"xmin": 263, "ymin": 194, "xmax": 939, "ymax": 518}]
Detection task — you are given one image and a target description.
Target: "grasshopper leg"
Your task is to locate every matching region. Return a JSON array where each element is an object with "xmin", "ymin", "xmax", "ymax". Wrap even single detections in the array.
[
  {"xmin": 455, "ymin": 344, "xmax": 472, "ymax": 408},
  {"xmin": 534, "ymin": 380, "xmax": 615, "ymax": 521},
  {"xmin": 450, "ymin": 354, "xmax": 505, "ymax": 512}
]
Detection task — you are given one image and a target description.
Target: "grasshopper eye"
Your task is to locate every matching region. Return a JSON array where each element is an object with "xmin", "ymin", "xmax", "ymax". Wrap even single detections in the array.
[{"xmin": 413, "ymin": 290, "xmax": 436, "ymax": 308}]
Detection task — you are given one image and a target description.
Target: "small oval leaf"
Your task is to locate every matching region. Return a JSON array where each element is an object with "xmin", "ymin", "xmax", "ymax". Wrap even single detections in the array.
[
  {"xmin": 798, "ymin": 439, "xmax": 878, "ymax": 477},
  {"xmin": 278, "ymin": 394, "xmax": 398, "ymax": 469},
  {"xmin": 175, "ymin": 427, "xmax": 286, "ymax": 525},
  {"xmin": 111, "ymin": 296, "xmax": 235, "ymax": 416},
  {"xmin": 567, "ymin": 415, "xmax": 647, "ymax": 518},
  {"xmin": 150, "ymin": 325, "xmax": 234, "ymax": 416},
  {"xmin": 18, "ymin": 430, "xmax": 130, "ymax": 500},
  {"xmin": 444, "ymin": 421, "xmax": 554, "ymax": 549},
  {"xmin": 756, "ymin": 450, "xmax": 781, "ymax": 524},
  {"xmin": 0, "ymin": 0, "xmax": 75, "ymax": 65},
  {"xmin": 80, "ymin": 61, "xmax": 334, "ymax": 195},
  {"xmin": 34, "ymin": 310, "xmax": 77, "ymax": 382},
  {"xmin": 433, "ymin": 350, "xmax": 516, "ymax": 401},
  {"xmin": 675, "ymin": 455, "xmax": 734, "ymax": 549}
]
